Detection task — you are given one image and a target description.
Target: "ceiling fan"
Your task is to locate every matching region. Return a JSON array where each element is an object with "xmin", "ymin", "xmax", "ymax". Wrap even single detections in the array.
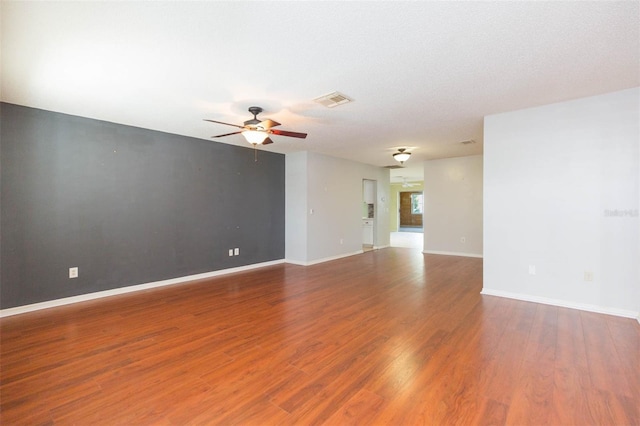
[
  {"xmin": 401, "ymin": 178, "xmax": 418, "ymax": 188},
  {"xmin": 204, "ymin": 106, "xmax": 307, "ymax": 146}
]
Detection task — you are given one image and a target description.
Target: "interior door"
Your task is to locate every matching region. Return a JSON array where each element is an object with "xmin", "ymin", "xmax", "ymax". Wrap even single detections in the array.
[{"xmin": 399, "ymin": 191, "xmax": 423, "ymax": 227}]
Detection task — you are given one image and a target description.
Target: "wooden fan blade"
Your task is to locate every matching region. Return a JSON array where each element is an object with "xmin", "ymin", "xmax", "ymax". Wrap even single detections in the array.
[
  {"xmin": 258, "ymin": 119, "xmax": 281, "ymax": 129},
  {"xmin": 203, "ymin": 119, "xmax": 244, "ymax": 129},
  {"xmin": 211, "ymin": 131, "xmax": 242, "ymax": 138},
  {"xmin": 270, "ymin": 129, "xmax": 307, "ymax": 139},
  {"xmin": 262, "ymin": 137, "xmax": 274, "ymax": 145}
]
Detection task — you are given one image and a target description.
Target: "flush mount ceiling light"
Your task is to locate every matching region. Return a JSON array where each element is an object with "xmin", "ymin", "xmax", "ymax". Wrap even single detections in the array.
[{"xmin": 393, "ymin": 148, "xmax": 411, "ymax": 164}]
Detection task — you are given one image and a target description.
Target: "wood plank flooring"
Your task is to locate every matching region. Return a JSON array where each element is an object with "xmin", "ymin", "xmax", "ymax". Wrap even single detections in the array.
[{"xmin": 1, "ymin": 249, "xmax": 639, "ymax": 425}]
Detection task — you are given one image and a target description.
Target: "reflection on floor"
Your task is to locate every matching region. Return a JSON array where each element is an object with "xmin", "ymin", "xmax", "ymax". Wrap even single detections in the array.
[
  {"xmin": 390, "ymin": 231, "xmax": 423, "ymax": 249},
  {"xmin": 398, "ymin": 226, "xmax": 423, "ymax": 233}
]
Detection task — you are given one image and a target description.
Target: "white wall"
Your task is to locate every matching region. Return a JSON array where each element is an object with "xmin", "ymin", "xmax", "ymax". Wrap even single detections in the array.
[
  {"xmin": 483, "ymin": 88, "xmax": 639, "ymax": 318},
  {"xmin": 423, "ymin": 155, "xmax": 483, "ymax": 257},
  {"xmin": 285, "ymin": 151, "xmax": 308, "ymax": 262},
  {"xmin": 286, "ymin": 151, "xmax": 390, "ymax": 265}
]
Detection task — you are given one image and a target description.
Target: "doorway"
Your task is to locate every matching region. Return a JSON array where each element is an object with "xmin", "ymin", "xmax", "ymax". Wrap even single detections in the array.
[
  {"xmin": 399, "ymin": 191, "xmax": 423, "ymax": 230},
  {"xmin": 362, "ymin": 179, "xmax": 376, "ymax": 251}
]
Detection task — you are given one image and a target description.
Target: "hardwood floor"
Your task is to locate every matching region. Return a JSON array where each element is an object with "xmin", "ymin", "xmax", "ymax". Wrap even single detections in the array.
[{"xmin": 1, "ymin": 249, "xmax": 638, "ymax": 425}]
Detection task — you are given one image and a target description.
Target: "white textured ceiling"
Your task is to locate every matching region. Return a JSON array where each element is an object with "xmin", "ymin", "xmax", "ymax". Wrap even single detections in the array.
[{"xmin": 2, "ymin": 1, "xmax": 639, "ymax": 183}]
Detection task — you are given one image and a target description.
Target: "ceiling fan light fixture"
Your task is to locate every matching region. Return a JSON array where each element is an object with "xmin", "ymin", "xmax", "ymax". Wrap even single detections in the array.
[
  {"xmin": 393, "ymin": 148, "xmax": 411, "ymax": 164},
  {"xmin": 242, "ymin": 130, "xmax": 268, "ymax": 145}
]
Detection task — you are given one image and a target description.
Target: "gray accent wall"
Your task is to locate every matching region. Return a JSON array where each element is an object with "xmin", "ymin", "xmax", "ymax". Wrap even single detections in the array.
[{"xmin": 1, "ymin": 103, "xmax": 285, "ymax": 309}]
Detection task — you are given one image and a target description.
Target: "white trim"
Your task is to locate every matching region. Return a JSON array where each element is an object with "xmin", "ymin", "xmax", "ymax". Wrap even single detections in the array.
[
  {"xmin": 374, "ymin": 244, "xmax": 390, "ymax": 250},
  {"xmin": 285, "ymin": 250, "xmax": 364, "ymax": 266},
  {"xmin": 480, "ymin": 288, "xmax": 640, "ymax": 319},
  {"xmin": 422, "ymin": 250, "xmax": 483, "ymax": 258},
  {"xmin": 284, "ymin": 259, "xmax": 309, "ymax": 266},
  {"xmin": 0, "ymin": 259, "xmax": 285, "ymax": 318}
]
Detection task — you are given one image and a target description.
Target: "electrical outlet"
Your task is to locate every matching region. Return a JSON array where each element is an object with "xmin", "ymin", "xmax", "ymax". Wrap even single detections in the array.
[
  {"xmin": 69, "ymin": 267, "xmax": 78, "ymax": 278},
  {"xmin": 228, "ymin": 249, "xmax": 233, "ymax": 257},
  {"xmin": 584, "ymin": 271, "xmax": 593, "ymax": 281},
  {"xmin": 528, "ymin": 265, "xmax": 536, "ymax": 275},
  {"xmin": 234, "ymin": 248, "xmax": 239, "ymax": 256},
  {"xmin": 340, "ymin": 239, "xmax": 344, "ymax": 244}
]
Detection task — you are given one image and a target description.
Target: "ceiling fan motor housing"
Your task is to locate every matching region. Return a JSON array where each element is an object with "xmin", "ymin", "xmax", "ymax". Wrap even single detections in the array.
[{"xmin": 245, "ymin": 106, "xmax": 263, "ymax": 127}]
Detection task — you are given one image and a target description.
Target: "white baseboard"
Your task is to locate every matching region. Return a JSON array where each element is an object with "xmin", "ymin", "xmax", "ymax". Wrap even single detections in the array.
[
  {"xmin": 481, "ymin": 288, "xmax": 640, "ymax": 319},
  {"xmin": 423, "ymin": 250, "xmax": 483, "ymax": 258},
  {"xmin": 285, "ymin": 250, "xmax": 364, "ymax": 266},
  {"xmin": 0, "ymin": 259, "xmax": 285, "ymax": 318}
]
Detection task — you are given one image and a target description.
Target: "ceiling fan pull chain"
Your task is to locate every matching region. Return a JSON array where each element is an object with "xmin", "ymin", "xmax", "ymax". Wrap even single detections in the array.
[{"xmin": 254, "ymin": 144, "xmax": 258, "ymax": 162}]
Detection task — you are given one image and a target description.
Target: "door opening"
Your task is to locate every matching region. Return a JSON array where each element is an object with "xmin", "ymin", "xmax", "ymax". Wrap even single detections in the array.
[
  {"xmin": 362, "ymin": 179, "xmax": 376, "ymax": 251},
  {"xmin": 399, "ymin": 191, "xmax": 423, "ymax": 231}
]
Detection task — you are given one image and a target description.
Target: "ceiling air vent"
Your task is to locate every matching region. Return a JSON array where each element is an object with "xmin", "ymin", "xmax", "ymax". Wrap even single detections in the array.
[
  {"xmin": 384, "ymin": 165, "xmax": 405, "ymax": 169},
  {"xmin": 461, "ymin": 139, "xmax": 476, "ymax": 145},
  {"xmin": 314, "ymin": 91, "xmax": 353, "ymax": 108}
]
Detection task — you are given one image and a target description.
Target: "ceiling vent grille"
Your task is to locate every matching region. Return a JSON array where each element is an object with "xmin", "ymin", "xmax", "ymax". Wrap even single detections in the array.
[
  {"xmin": 461, "ymin": 139, "xmax": 476, "ymax": 145},
  {"xmin": 314, "ymin": 91, "xmax": 353, "ymax": 108},
  {"xmin": 384, "ymin": 165, "xmax": 405, "ymax": 169}
]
